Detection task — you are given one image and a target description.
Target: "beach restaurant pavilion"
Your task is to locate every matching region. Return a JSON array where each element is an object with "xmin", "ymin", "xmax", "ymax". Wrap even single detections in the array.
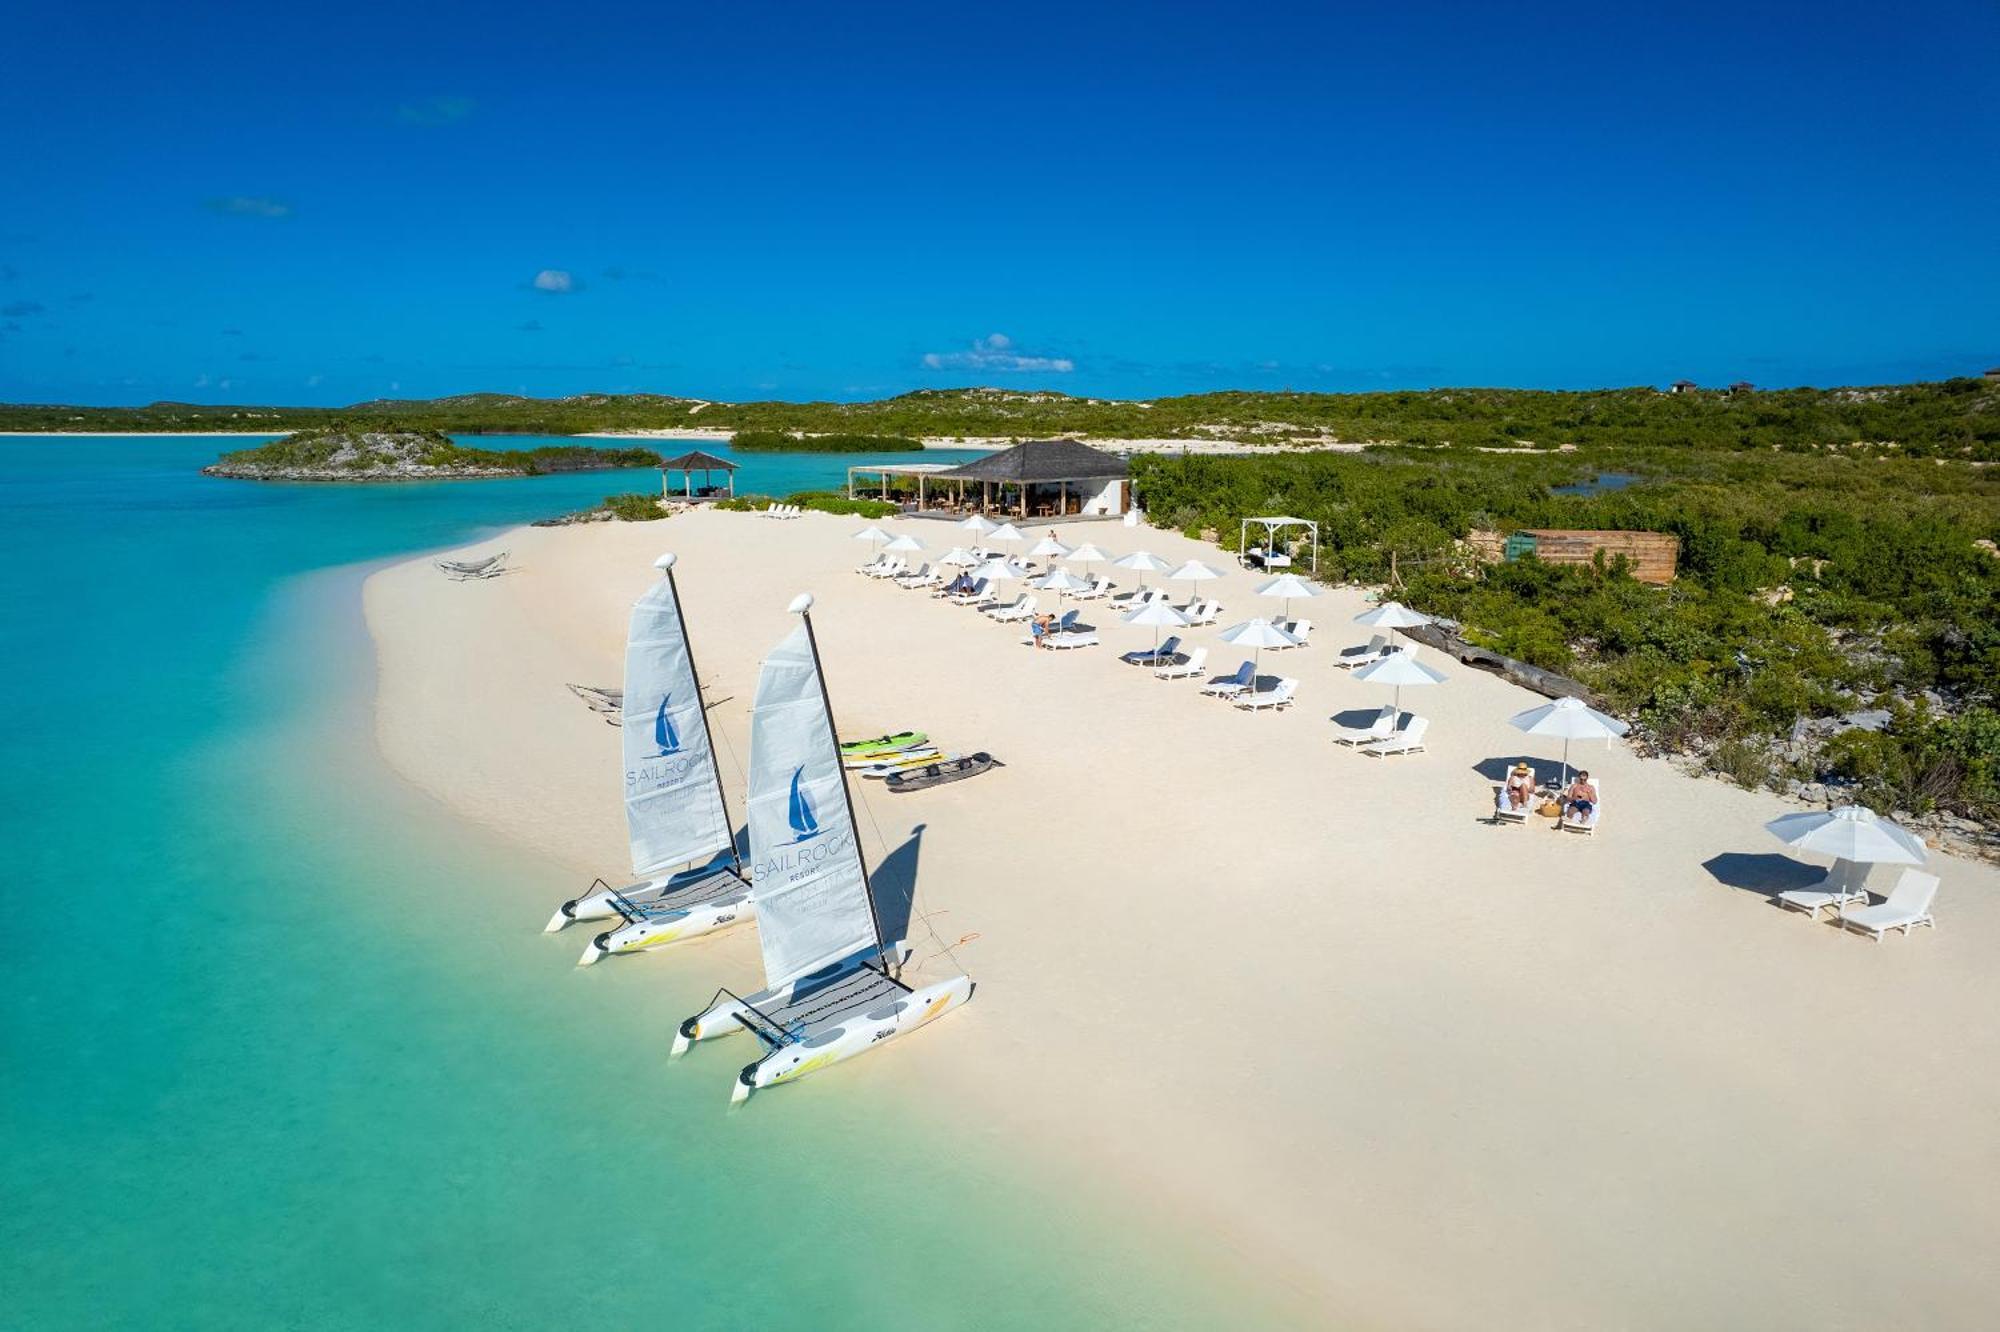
[
  {"xmin": 658, "ymin": 449, "xmax": 738, "ymax": 501},
  {"xmin": 847, "ymin": 439, "xmax": 1132, "ymax": 520}
]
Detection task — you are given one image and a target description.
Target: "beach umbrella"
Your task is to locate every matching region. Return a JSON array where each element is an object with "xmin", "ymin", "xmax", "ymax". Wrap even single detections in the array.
[
  {"xmin": 852, "ymin": 524, "xmax": 889, "ymax": 555},
  {"xmin": 958, "ymin": 513, "xmax": 998, "ymax": 537},
  {"xmin": 1169, "ymin": 559, "xmax": 1222, "ymax": 607},
  {"xmin": 1115, "ymin": 549, "xmax": 1173, "ymax": 596},
  {"xmin": 1354, "ymin": 600, "xmax": 1432, "ymax": 630},
  {"xmin": 1028, "ymin": 535, "xmax": 1073, "ymax": 561},
  {"xmin": 1256, "ymin": 571, "xmax": 1321, "ymax": 620},
  {"xmin": 1353, "ymin": 647, "xmax": 1446, "ymax": 716},
  {"xmin": 1035, "ymin": 566, "xmax": 1092, "ymax": 615},
  {"xmin": 939, "ymin": 546, "xmax": 979, "ymax": 567},
  {"xmin": 1066, "ymin": 542, "xmax": 1110, "ymax": 575},
  {"xmin": 1217, "ymin": 617, "xmax": 1301, "ymax": 685},
  {"xmin": 1765, "ymin": 805, "xmax": 1928, "ymax": 905},
  {"xmin": 1122, "ymin": 598, "xmax": 1190, "ymax": 656},
  {"xmin": 881, "ymin": 534, "xmax": 924, "ymax": 555},
  {"xmin": 970, "ymin": 556, "xmax": 1028, "ymax": 595},
  {"xmin": 988, "ymin": 521, "xmax": 1025, "ymax": 557},
  {"xmin": 1507, "ymin": 695, "xmax": 1628, "ymax": 790}
]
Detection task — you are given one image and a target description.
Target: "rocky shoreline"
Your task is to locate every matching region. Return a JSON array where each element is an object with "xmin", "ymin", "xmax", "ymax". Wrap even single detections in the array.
[{"xmin": 201, "ymin": 428, "xmax": 659, "ymax": 482}]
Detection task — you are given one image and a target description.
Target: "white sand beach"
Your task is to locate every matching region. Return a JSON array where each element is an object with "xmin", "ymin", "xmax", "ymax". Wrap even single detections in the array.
[{"xmin": 366, "ymin": 511, "xmax": 2000, "ymax": 1329}]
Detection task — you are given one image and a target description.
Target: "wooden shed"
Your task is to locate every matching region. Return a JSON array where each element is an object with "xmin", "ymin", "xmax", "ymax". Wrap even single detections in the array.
[{"xmin": 1504, "ymin": 529, "xmax": 1679, "ymax": 584}]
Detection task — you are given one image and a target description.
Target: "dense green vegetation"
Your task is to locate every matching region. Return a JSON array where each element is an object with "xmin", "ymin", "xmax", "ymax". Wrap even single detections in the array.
[
  {"xmin": 730, "ymin": 430, "xmax": 922, "ymax": 453},
  {"xmin": 600, "ymin": 492, "xmax": 667, "ymax": 521},
  {"xmin": 13, "ymin": 378, "xmax": 1997, "ymax": 460},
  {"xmin": 206, "ymin": 428, "xmax": 659, "ymax": 476},
  {"xmin": 714, "ymin": 490, "xmax": 899, "ymax": 519},
  {"xmin": 1133, "ymin": 447, "xmax": 2000, "ymax": 822}
]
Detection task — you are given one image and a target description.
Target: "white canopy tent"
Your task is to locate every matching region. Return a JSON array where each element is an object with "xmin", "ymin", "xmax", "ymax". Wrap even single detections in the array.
[{"xmin": 1241, "ymin": 516, "xmax": 1319, "ymax": 574}]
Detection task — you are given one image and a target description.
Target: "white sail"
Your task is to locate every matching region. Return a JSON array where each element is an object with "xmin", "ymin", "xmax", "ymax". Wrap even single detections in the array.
[
  {"xmin": 623, "ymin": 568, "xmax": 734, "ymax": 877},
  {"xmin": 745, "ymin": 622, "xmax": 880, "ymax": 988}
]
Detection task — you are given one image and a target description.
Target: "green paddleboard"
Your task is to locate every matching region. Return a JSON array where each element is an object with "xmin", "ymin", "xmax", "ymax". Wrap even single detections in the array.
[{"xmin": 839, "ymin": 730, "xmax": 927, "ymax": 758}]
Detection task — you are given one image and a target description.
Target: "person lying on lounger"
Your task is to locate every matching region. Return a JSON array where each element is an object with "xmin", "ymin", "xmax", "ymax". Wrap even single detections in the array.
[
  {"xmin": 943, "ymin": 572, "xmax": 975, "ymax": 595},
  {"xmin": 1563, "ymin": 772, "xmax": 1597, "ymax": 820},
  {"xmin": 1504, "ymin": 762, "xmax": 1535, "ymax": 811}
]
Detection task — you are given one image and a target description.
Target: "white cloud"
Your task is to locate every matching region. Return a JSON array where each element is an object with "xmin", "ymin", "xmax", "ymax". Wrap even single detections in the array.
[
  {"xmin": 532, "ymin": 269, "xmax": 576, "ymax": 293},
  {"xmin": 306, "ymin": 373, "xmax": 324, "ymax": 388},
  {"xmin": 204, "ymin": 195, "xmax": 292, "ymax": 219},
  {"xmin": 921, "ymin": 333, "xmax": 1073, "ymax": 374}
]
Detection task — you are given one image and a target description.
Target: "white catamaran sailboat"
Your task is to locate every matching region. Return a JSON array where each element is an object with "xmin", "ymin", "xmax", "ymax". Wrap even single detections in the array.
[
  {"xmin": 542, "ymin": 553, "xmax": 754, "ymax": 965},
  {"xmin": 672, "ymin": 593, "xmax": 971, "ymax": 1102}
]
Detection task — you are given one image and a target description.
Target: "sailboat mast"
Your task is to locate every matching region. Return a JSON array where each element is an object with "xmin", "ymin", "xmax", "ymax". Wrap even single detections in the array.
[
  {"xmin": 664, "ymin": 557, "xmax": 743, "ymax": 874},
  {"xmin": 797, "ymin": 606, "xmax": 892, "ymax": 969}
]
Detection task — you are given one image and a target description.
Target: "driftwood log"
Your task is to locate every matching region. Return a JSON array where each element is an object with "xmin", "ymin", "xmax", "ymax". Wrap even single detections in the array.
[{"xmin": 1398, "ymin": 622, "xmax": 1597, "ymax": 705}]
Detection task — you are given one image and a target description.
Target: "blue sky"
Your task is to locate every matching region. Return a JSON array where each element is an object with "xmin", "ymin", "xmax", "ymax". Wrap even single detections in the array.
[{"xmin": 3, "ymin": 0, "xmax": 1996, "ymax": 405}]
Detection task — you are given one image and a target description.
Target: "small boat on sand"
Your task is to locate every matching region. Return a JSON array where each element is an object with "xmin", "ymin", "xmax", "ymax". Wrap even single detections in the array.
[
  {"xmin": 838, "ymin": 730, "xmax": 927, "ymax": 759},
  {"xmin": 885, "ymin": 753, "xmax": 996, "ymax": 793}
]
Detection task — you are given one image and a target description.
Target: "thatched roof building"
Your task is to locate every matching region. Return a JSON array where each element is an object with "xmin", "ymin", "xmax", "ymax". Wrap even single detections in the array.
[{"xmin": 936, "ymin": 439, "xmax": 1128, "ymax": 485}]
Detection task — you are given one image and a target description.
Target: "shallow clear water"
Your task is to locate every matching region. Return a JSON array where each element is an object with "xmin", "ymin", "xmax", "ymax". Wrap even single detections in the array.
[{"xmin": 0, "ymin": 438, "xmax": 1275, "ymax": 1329}]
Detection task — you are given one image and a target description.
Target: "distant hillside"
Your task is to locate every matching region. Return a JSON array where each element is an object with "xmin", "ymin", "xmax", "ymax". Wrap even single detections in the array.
[
  {"xmin": 201, "ymin": 429, "xmax": 661, "ymax": 482},
  {"xmin": 7, "ymin": 378, "xmax": 1997, "ymax": 460}
]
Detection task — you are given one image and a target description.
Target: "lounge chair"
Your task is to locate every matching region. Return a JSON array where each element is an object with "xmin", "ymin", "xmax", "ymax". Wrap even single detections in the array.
[
  {"xmin": 1268, "ymin": 619, "xmax": 1312, "ymax": 648},
  {"xmin": 1182, "ymin": 599, "xmax": 1221, "ymax": 626},
  {"xmin": 1493, "ymin": 765, "xmax": 1537, "ymax": 823},
  {"xmin": 892, "ymin": 562, "xmax": 932, "ymax": 586},
  {"xmin": 1200, "ymin": 660, "xmax": 1255, "ymax": 698},
  {"xmin": 1069, "ymin": 575, "xmax": 1115, "ymax": 601},
  {"xmin": 987, "ymin": 595, "xmax": 1036, "ymax": 623},
  {"xmin": 946, "ymin": 579, "xmax": 990, "ymax": 606},
  {"xmin": 1839, "ymin": 870, "xmax": 1940, "ymax": 941},
  {"xmin": 1558, "ymin": 776, "xmax": 1601, "ymax": 834},
  {"xmin": 1120, "ymin": 635, "xmax": 1183, "ymax": 666},
  {"xmin": 1361, "ymin": 716, "xmax": 1429, "ymax": 757},
  {"xmin": 1777, "ymin": 860, "xmax": 1871, "ymax": 919},
  {"xmin": 1332, "ymin": 706, "xmax": 1397, "ymax": 747},
  {"xmin": 865, "ymin": 557, "xmax": 907, "ymax": 579},
  {"xmin": 1237, "ymin": 677, "xmax": 1297, "ymax": 711},
  {"xmin": 1333, "ymin": 635, "xmax": 1389, "ymax": 669},
  {"xmin": 1155, "ymin": 646, "xmax": 1208, "ymax": 680}
]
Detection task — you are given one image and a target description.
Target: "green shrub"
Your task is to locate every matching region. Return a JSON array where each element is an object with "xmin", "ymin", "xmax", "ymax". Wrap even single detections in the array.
[
  {"xmin": 731, "ymin": 431, "xmax": 922, "ymax": 453},
  {"xmin": 601, "ymin": 493, "xmax": 666, "ymax": 521}
]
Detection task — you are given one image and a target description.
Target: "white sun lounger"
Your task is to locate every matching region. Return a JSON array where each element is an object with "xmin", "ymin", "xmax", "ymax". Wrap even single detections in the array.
[
  {"xmin": 1177, "ymin": 599, "xmax": 1221, "ymax": 626},
  {"xmin": 1333, "ymin": 635, "xmax": 1390, "ymax": 669},
  {"xmin": 1036, "ymin": 632, "xmax": 1100, "ymax": 650},
  {"xmin": 1236, "ymin": 677, "xmax": 1297, "ymax": 711},
  {"xmin": 1069, "ymin": 575, "xmax": 1115, "ymax": 601},
  {"xmin": 1155, "ymin": 646, "xmax": 1208, "ymax": 680},
  {"xmin": 1332, "ymin": 706, "xmax": 1396, "ymax": 746},
  {"xmin": 866, "ymin": 557, "xmax": 907, "ymax": 579},
  {"xmin": 1558, "ymin": 777, "xmax": 1601, "ymax": 834},
  {"xmin": 946, "ymin": 579, "xmax": 990, "ymax": 606},
  {"xmin": 982, "ymin": 594, "xmax": 1029, "ymax": 619},
  {"xmin": 898, "ymin": 567, "xmax": 941, "ymax": 589},
  {"xmin": 1839, "ymin": 869, "xmax": 1939, "ymax": 941},
  {"xmin": 1361, "ymin": 716, "xmax": 1429, "ymax": 757},
  {"xmin": 1268, "ymin": 619, "xmax": 1312, "ymax": 648},
  {"xmin": 1200, "ymin": 661, "xmax": 1255, "ymax": 698},
  {"xmin": 1777, "ymin": 860, "xmax": 1871, "ymax": 918},
  {"xmin": 1121, "ymin": 635, "xmax": 1183, "ymax": 666},
  {"xmin": 989, "ymin": 596, "xmax": 1038, "ymax": 623}
]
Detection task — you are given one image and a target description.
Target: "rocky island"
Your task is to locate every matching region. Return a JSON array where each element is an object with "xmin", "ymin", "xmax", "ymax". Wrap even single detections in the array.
[{"xmin": 201, "ymin": 428, "xmax": 661, "ymax": 482}]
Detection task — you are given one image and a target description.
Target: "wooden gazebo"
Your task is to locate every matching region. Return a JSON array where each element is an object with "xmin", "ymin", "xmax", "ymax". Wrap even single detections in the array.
[{"xmin": 658, "ymin": 449, "xmax": 737, "ymax": 501}]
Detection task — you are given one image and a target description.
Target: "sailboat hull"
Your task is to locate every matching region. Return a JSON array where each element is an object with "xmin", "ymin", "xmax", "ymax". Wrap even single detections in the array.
[
  {"xmin": 732, "ymin": 975, "xmax": 972, "ymax": 1102},
  {"xmin": 545, "ymin": 862, "xmax": 742, "ymax": 933},
  {"xmin": 577, "ymin": 892, "xmax": 754, "ymax": 967}
]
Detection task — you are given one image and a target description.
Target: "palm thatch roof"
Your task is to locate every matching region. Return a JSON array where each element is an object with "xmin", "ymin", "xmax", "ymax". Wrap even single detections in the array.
[
  {"xmin": 658, "ymin": 449, "xmax": 737, "ymax": 471},
  {"xmin": 937, "ymin": 439, "xmax": 1127, "ymax": 483}
]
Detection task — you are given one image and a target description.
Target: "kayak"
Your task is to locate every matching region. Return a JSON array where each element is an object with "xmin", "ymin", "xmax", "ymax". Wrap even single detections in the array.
[
  {"xmin": 885, "ymin": 752, "xmax": 997, "ymax": 793},
  {"xmin": 858, "ymin": 750, "xmax": 956, "ymax": 778},
  {"xmin": 838, "ymin": 730, "xmax": 928, "ymax": 759}
]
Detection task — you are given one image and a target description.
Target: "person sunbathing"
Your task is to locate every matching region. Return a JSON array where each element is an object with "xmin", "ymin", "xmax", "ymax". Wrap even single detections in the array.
[
  {"xmin": 1563, "ymin": 772, "xmax": 1598, "ymax": 820},
  {"xmin": 1504, "ymin": 762, "xmax": 1535, "ymax": 811},
  {"xmin": 944, "ymin": 572, "xmax": 974, "ymax": 595}
]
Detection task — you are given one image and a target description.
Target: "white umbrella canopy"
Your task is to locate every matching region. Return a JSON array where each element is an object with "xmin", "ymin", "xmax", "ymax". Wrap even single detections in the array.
[
  {"xmin": 1217, "ymin": 616, "xmax": 1301, "ymax": 683},
  {"xmin": 988, "ymin": 521, "xmax": 1026, "ymax": 551},
  {"xmin": 1170, "ymin": 559, "xmax": 1222, "ymax": 608},
  {"xmin": 972, "ymin": 557, "xmax": 1028, "ymax": 585},
  {"xmin": 958, "ymin": 513, "xmax": 998, "ymax": 537},
  {"xmin": 1766, "ymin": 805, "xmax": 1928, "ymax": 865},
  {"xmin": 1115, "ymin": 549, "xmax": 1173, "ymax": 597},
  {"xmin": 1122, "ymin": 598, "xmax": 1190, "ymax": 654},
  {"xmin": 1028, "ymin": 535, "xmax": 1073, "ymax": 560},
  {"xmin": 1352, "ymin": 646, "xmax": 1446, "ymax": 715},
  {"xmin": 1256, "ymin": 571, "xmax": 1321, "ymax": 619},
  {"xmin": 939, "ymin": 546, "xmax": 979, "ymax": 567},
  {"xmin": 1034, "ymin": 565, "xmax": 1092, "ymax": 615},
  {"xmin": 1066, "ymin": 542, "xmax": 1110, "ymax": 567},
  {"xmin": 852, "ymin": 524, "xmax": 889, "ymax": 554},
  {"xmin": 881, "ymin": 534, "xmax": 924, "ymax": 554},
  {"xmin": 1508, "ymin": 695, "xmax": 1628, "ymax": 788},
  {"xmin": 1353, "ymin": 600, "xmax": 1433, "ymax": 630}
]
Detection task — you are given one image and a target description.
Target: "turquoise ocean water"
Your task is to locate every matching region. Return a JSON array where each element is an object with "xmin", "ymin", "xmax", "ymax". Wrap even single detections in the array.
[{"xmin": 0, "ymin": 438, "xmax": 1281, "ymax": 1329}]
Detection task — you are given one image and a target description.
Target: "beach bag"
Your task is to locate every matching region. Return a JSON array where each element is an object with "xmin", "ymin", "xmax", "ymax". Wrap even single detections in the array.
[{"xmin": 1537, "ymin": 799, "xmax": 1563, "ymax": 818}]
